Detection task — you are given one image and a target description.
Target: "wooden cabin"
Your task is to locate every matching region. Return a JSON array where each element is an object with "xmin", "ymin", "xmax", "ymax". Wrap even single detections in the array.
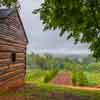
[{"xmin": 0, "ymin": 8, "xmax": 28, "ymax": 90}]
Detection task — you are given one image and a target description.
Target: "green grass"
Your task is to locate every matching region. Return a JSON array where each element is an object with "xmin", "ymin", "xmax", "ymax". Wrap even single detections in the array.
[
  {"xmin": 85, "ymin": 72, "xmax": 100, "ymax": 85},
  {"xmin": 44, "ymin": 69, "xmax": 58, "ymax": 83},
  {"xmin": 37, "ymin": 83, "xmax": 100, "ymax": 99},
  {"xmin": 25, "ymin": 69, "xmax": 47, "ymax": 83}
]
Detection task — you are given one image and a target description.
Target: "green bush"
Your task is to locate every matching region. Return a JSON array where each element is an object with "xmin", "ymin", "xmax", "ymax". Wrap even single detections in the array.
[
  {"xmin": 85, "ymin": 62, "xmax": 100, "ymax": 72},
  {"xmin": 72, "ymin": 70, "xmax": 100, "ymax": 87},
  {"xmin": 72, "ymin": 65, "xmax": 79, "ymax": 85},
  {"xmin": 85, "ymin": 72, "xmax": 100, "ymax": 86},
  {"xmin": 72, "ymin": 65, "xmax": 88, "ymax": 86},
  {"xmin": 72, "ymin": 70, "xmax": 78, "ymax": 86},
  {"xmin": 78, "ymin": 71, "xmax": 88, "ymax": 86},
  {"xmin": 26, "ymin": 69, "xmax": 46, "ymax": 82},
  {"xmin": 44, "ymin": 69, "xmax": 58, "ymax": 83},
  {"xmin": 86, "ymin": 80, "xmax": 98, "ymax": 87}
]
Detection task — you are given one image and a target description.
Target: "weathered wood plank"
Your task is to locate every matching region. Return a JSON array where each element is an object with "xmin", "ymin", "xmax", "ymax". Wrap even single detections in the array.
[
  {"xmin": 17, "ymin": 57, "xmax": 25, "ymax": 61},
  {"xmin": 0, "ymin": 63, "xmax": 25, "ymax": 72},
  {"xmin": 0, "ymin": 60, "xmax": 25, "ymax": 67},
  {"xmin": 0, "ymin": 44, "xmax": 25, "ymax": 52},
  {"xmin": 0, "ymin": 52, "xmax": 11, "ymax": 59},
  {"xmin": 0, "ymin": 69, "xmax": 25, "ymax": 81},
  {"xmin": 0, "ymin": 67, "xmax": 25, "ymax": 76},
  {"xmin": 7, "ymin": 16, "xmax": 21, "ymax": 28},
  {"xmin": 0, "ymin": 52, "xmax": 25, "ymax": 60},
  {"xmin": 0, "ymin": 66, "xmax": 8, "ymax": 70},
  {"xmin": 8, "ymin": 65, "xmax": 25, "ymax": 71},
  {"xmin": 0, "ymin": 59, "xmax": 11, "ymax": 64},
  {"xmin": 0, "ymin": 64, "xmax": 25, "ymax": 74},
  {"xmin": 0, "ymin": 73, "xmax": 25, "ymax": 86},
  {"xmin": 0, "ymin": 72, "xmax": 25, "ymax": 84},
  {"xmin": 0, "ymin": 57, "xmax": 25, "ymax": 65},
  {"xmin": 0, "ymin": 39, "xmax": 26, "ymax": 48},
  {"xmin": 9, "ymin": 63, "xmax": 25, "ymax": 67},
  {"xmin": 16, "ymin": 53, "xmax": 25, "ymax": 58},
  {"xmin": 0, "ymin": 33, "xmax": 27, "ymax": 45}
]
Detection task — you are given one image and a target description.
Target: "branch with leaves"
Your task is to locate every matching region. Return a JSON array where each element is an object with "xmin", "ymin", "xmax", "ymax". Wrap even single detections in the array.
[
  {"xmin": 0, "ymin": 0, "xmax": 17, "ymax": 7},
  {"xmin": 34, "ymin": 0, "xmax": 100, "ymax": 60}
]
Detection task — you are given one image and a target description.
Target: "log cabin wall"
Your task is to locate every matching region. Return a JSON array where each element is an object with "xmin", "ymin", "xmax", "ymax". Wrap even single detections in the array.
[{"xmin": 0, "ymin": 9, "xmax": 28, "ymax": 90}]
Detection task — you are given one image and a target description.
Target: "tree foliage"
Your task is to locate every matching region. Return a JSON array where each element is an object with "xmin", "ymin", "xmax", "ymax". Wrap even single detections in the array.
[
  {"xmin": 34, "ymin": 0, "xmax": 100, "ymax": 60},
  {"xmin": 0, "ymin": 0, "xmax": 16, "ymax": 7}
]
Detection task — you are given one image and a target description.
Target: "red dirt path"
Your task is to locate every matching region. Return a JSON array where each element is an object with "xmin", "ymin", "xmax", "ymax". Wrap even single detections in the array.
[{"xmin": 50, "ymin": 71, "xmax": 72, "ymax": 85}]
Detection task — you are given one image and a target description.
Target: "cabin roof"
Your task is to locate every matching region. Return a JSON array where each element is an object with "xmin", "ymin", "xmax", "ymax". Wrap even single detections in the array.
[
  {"xmin": 0, "ymin": 8, "xmax": 28, "ymax": 43},
  {"xmin": 0, "ymin": 8, "xmax": 15, "ymax": 18}
]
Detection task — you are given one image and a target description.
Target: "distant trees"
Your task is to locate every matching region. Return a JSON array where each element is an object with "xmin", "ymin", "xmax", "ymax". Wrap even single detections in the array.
[
  {"xmin": 27, "ymin": 53, "xmax": 46, "ymax": 69},
  {"xmin": 35, "ymin": 55, "xmax": 46, "ymax": 69},
  {"xmin": 27, "ymin": 53, "xmax": 98, "ymax": 71},
  {"xmin": 27, "ymin": 53, "xmax": 65, "ymax": 69}
]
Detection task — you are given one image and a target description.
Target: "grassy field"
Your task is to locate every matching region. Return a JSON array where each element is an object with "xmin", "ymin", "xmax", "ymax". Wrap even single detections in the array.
[
  {"xmin": 25, "ymin": 69, "xmax": 59, "ymax": 84},
  {"xmin": 25, "ymin": 69, "xmax": 47, "ymax": 83},
  {"xmin": 85, "ymin": 72, "xmax": 100, "ymax": 86}
]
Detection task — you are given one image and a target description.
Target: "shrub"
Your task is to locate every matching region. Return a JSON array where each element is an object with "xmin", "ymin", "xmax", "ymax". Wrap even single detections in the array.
[
  {"xmin": 72, "ymin": 71, "xmax": 78, "ymax": 86},
  {"xmin": 72, "ymin": 65, "xmax": 88, "ymax": 86},
  {"xmin": 86, "ymin": 80, "xmax": 98, "ymax": 87},
  {"xmin": 44, "ymin": 69, "xmax": 58, "ymax": 83},
  {"xmin": 85, "ymin": 72, "xmax": 99, "ymax": 86},
  {"xmin": 78, "ymin": 71, "xmax": 88, "ymax": 86},
  {"xmin": 72, "ymin": 65, "xmax": 79, "ymax": 86},
  {"xmin": 85, "ymin": 62, "xmax": 100, "ymax": 72}
]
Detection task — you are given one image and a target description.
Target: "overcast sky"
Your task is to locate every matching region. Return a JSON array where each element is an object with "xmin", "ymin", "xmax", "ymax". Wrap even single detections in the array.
[{"xmin": 19, "ymin": 0, "xmax": 90, "ymax": 55}]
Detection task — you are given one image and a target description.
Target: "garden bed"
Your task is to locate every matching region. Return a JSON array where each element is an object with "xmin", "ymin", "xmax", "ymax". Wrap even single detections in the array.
[{"xmin": 50, "ymin": 71, "xmax": 72, "ymax": 85}]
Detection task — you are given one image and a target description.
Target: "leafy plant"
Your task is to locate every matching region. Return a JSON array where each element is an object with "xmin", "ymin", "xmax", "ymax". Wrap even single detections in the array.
[
  {"xmin": 86, "ymin": 62, "xmax": 100, "ymax": 72},
  {"xmin": 78, "ymin": 71, "xmax": 88, "ymax": 86},
  {"xmin": 0, "ymin": 0, "xmax": 17, "ymax": 7},
  {"xmin": 72, "ymin": 65, "xmax": 79, "ymax": 86},
  {"xmin": 72, "ymin": 65, "xmax": 88, "ymax": 86},
  {"xmin": 72, "ymin": 71, "xmax": 78, "ymax": 86},
  {"xmin": 44, "ymin": 69, "xmax": 58, "ymax": 83}
]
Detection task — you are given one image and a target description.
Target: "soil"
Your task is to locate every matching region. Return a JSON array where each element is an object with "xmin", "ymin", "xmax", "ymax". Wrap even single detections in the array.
[{"xmin": 50, "ymin": 71, "xmax": 72, "ymax": 85}]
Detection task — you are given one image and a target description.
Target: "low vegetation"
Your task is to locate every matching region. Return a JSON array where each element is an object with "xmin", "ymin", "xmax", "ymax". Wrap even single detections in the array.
[
  {"xmin": 27, "ymin": 54, "xmax": 100, "ymax": 87},
  {"xmin": 44, "ymin": 69, "xmax": 59, "ymax": 83}
]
